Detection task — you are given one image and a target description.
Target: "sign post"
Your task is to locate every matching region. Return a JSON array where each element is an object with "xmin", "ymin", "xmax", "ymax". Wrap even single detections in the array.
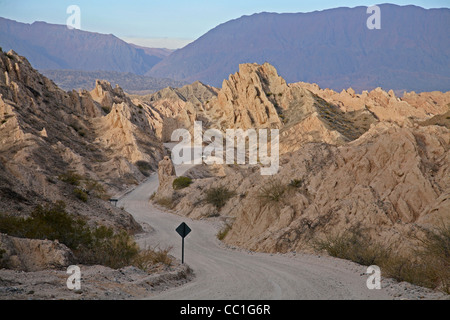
[{"xmin": 176, "ymin": 222, "xmax": 191, "ymax": 264}]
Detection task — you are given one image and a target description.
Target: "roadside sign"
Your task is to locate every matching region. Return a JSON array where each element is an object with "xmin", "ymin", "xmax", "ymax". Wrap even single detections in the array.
[
  {"xmin": 176, "ymin": 222, "xmax": 191, "ymax": 264},
  {"xmin": 176, "ymin": 222, "xmax": 191, "ymax": 238}
]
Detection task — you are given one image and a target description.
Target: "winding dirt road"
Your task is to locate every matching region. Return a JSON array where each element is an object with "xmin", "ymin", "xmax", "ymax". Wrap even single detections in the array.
[{"xmin": 118, "ymin": 161, "xmax": 401, "ymax": 300}]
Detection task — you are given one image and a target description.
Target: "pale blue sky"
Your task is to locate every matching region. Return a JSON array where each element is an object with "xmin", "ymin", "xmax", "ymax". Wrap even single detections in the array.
[{"xmin": 0, "ymin": 1, "xmax": 449, "ymax": 48}]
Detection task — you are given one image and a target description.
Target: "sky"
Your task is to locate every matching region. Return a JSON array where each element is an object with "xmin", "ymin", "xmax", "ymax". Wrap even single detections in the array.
[{"xmin": 0, "ymin": 0, "xmax": 449, "ymax": 49}]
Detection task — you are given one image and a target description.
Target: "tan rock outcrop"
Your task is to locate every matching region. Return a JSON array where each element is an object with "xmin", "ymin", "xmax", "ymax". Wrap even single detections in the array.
[
  {"xmin": 166, "ymin": 122, "xmax": 449, "ymax": 255},
  {"xmin": 0, "ymin": 233, "xmax": 74, "ymax": 272},
  {"xmin": 0, "ymin": 49, "xmax": 155, "ymax": 235},
  {"xmin": 154, "ymin": 156, "xmax": 177, "ymax": 203},
  {"xmin": 297, "ymin": 82, "xmax": 450, "ymax": 125}
]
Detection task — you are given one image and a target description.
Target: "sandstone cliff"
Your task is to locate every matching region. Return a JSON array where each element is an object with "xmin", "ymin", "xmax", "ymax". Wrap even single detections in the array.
[{"xmin": 0, "ymin": 49, "xmax": 162, "ymax": 231}]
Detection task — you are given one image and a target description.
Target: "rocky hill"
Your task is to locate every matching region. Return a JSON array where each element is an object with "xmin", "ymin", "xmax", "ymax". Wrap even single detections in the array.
[
  {"xmin": 151, "ymin": 61, "xmax": 450, "ymax": 273},
  {"xmin": 147, "ymin": 4, "xmax": 450, "ymax": 93},
  {"xmin": 0, "ymin": 49, "xmax": 164, "ymax": 229}
]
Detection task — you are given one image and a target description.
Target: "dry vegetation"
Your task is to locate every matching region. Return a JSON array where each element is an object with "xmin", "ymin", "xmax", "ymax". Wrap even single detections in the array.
[
  {"xmin": 314, "ymin": 224, "xmax": 450, "ymax": 293},
  {"xmin": 0, "ymin": 202, "xmax": 173, "ymax": 271},
  {"xmin": 205, "ymin": 186, "xmax": 235, "ymax": 209}
]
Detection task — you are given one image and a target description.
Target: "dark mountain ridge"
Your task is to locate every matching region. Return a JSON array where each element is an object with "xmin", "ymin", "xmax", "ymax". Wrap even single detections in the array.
[
  {"xmin": 147, "ymin": 4, "xmax": 450, "ymax": 92},
  {"xmin": 0, "ymin": 17, "xmax": 161, "ymax": 75}
]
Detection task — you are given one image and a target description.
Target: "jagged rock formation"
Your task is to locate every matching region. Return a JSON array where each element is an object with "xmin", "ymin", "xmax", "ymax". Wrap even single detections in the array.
[
  {"xmin": 0, "ymin": 49, "xmax": 162, "ymax": 231},
  {"xmin": 299, "ymin": 82, "xmax": 450, "ymax": 125},
  {"xmin": 143, "ymin": 63, "xmax": 381, "ymax": 154},
  {"xmin": 167, "ymin": 122, "xmax": 449, "ymax": 254},
  {"xmin": 135, "ymin": 81, "xmax": 219, "ymax": 141},
  {"xmin": 150, "ymin": 62, "xmax": 449, "ymax": 257}
]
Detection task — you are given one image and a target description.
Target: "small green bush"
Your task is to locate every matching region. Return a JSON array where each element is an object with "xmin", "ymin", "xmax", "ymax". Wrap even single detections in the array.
[
  {"xmin": 205, "ymin": 186, "xmax": 235, "ymax": 209},
  {"xmin": 73, "ymin": 188, "xmax": 88, "ymax": 202},
  {"xmin": 314, "ymin": 227, "xmax": 390, "ymax": 266},
  {"xmin": 0, "ymin": 202, "xmax": 92, "ymax": 250},
  {"xmin": 0, "ymin": 202, "xmax": 141, "ymax": 269},
  {"xmin": 217, "ymin": 224, "xmax": 232, "ymax": 240},
  {"xmin": 85, "ymin": 179, "xmax": 107, "ymax": 200},
  {"xmin": 58, "ymin": 171, "xmax": 82, "ymax": 186},
  {"xmin": 257, "ymin": 179, "xmax": 286, "ymax": 206},
  {"xmin": 76, "ymin": 227, "xmax": 139, "ymax": 269},
  {"xmin": 173, "ymin": 176, "xmax": 193, "ymax": 190}
]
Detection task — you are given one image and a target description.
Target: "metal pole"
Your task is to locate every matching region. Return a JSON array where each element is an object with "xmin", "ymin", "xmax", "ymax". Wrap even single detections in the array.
[{"xmin": 182, "ymin": 237, "xmax": 185, "ymax": 264}]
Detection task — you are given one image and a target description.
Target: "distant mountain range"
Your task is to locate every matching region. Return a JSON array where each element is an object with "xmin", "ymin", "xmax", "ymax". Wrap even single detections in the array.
[
  {"xmin": 1, "ymin": 4, "xmax": 449, "ymax": 93},
  {"xmin": 0, "ymin": 17, "xmax": 161, "ymax": 75},
  {"xmin": 147, "ymin": 4, "xmax": 450, "ymax": 92}
]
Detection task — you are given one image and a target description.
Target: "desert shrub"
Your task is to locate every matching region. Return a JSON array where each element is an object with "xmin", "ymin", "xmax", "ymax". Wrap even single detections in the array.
[
  {"xmin": 0, "ymin": 202, "xmax": 140, "ymax": 269},
  {"xmin": 136, "ymin": 160, "xmax": 152, "ymax": 177},
  {"xmin": 314, "ymin": 223, "xmax": 450, "ymax": 293},
  {"xmin": 173, "ymin": 176, "xmax": 193, "ymax": 190},
  {"xmin": 313, "ymin": 226, "xmax": 390, "ymax": 266},
  {"xmin": 85, "ymin": 179, "xmax": 107, "ymax": 199},
  {"xmin": 155, "ymin": 197, "xmax": 175, "ymax": 209},
  {"xmin": 257, "ymin": 179, "xmax": 287, "ymax": 206},
  {"xmin": 410, "ymin": 224, "xmax": 450, "ymax": 293},
  {"xmin": 205, "ymin": 186, "xmax": 235, "ymax": 209},
  {"xmin": 76, "ymin": 227, "xmax": 139, "ymax": 269},
  {"xmin": 0, "ymin": 202, "xmax": 92, "ymax": 249},
  {"xmin": 58, "ymin": 171, "xmax": 82, "ymax": 186},
  {"xmin": 217, "ymin": 224, "xmax": 232, "ymax": 240},
  {"xmin": 132, "ymin": 245, "xmax": 173, "ymax": 271},
  {"xmin": 288, "ymin": 179, "xmax": 303, "ymax": 188},
  {"xmin": 73, "ymin": 188, "xmax": 88, "ymax": 202}
]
